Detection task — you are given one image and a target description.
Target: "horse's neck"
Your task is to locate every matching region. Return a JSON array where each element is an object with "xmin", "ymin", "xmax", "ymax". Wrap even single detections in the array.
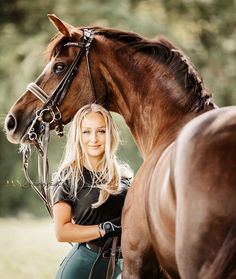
[
  {"xmin": 110, "ymin": 90, "xmax": 214, "ymax": 159},
  {"xmin": 108, "ymin": 90, "xmax": 192, "ymax": 158},
  {"xmin": 128, "ymin": 106, "xmax": 197, "ymax": 159},
  {"xmin": 98, "ymin": 45, "xmax": 214, "ymax": 159}
]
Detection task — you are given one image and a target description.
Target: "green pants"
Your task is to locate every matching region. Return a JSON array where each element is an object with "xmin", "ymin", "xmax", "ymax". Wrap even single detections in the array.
[{"xmin": 55, "ymin": 243, "xmax": 123, "ymax": 279}]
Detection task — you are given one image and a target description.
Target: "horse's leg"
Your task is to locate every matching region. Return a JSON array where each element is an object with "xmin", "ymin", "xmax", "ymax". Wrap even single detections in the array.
[
  {"xmin": 174, "ymin": 109, "xmax": 236, "ymax": 279},
  {"xmin": 201, "ymin": 223, "xmax": 236, "ymax": 279},
  {"xmin": 121, "ymin": 185, "xmax": 162, "ymax": 279}
]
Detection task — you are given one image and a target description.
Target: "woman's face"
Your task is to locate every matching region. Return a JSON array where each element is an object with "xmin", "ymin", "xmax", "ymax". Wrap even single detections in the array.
[{"xmin": 81, "ymin": 111, "xmax": 106, "ymax": 166}]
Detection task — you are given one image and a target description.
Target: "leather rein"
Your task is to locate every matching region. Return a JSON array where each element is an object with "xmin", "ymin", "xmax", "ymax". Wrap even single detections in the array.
[{"xmin": 22, "ymin": 29, "xmax": 96, "ymax": 218}]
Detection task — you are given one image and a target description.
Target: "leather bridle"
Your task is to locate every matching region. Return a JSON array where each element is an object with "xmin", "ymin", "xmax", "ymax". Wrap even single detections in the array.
[
  {"xmin": 26, "ymin": 29, "xmax": 96, "ymax": 146},
  {"xmin": 22, "ymin": 29, "xmax": 97, "ymax": 219}
]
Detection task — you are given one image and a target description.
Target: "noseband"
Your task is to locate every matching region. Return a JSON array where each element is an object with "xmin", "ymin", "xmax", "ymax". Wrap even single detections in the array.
[{"xmin": 26, "ymin": 29, "xmax": 95, "ymax": 144}]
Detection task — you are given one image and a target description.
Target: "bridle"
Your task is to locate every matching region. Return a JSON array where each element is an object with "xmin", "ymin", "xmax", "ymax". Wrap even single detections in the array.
[
  {"xmin": 22, "ymin": 29, "xmax": 97, "ymax": 219},
  {"xmin": 26, "ymin": 29, "xmax": 96, "ymax": 147}
]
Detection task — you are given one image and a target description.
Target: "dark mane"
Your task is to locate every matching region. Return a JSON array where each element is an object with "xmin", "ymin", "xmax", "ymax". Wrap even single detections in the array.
[
  {"xmin": 47, "ymin": 27, "xmax": 213, "ymax": 112},
  {"xmin": 94, "ymin": 28, "xmax": 213, "ymax": 112}
]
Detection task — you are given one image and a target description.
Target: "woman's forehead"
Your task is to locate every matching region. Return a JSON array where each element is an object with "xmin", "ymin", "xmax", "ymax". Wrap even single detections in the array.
[{"xmin": 81, "ymin": 111, "xmax": 106, "ymax": 127}]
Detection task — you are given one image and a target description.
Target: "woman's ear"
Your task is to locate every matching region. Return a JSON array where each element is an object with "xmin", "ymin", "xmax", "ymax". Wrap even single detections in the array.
[{"xmin": 48, "ymin": 14, "xmax": 74, "ymax": 37}]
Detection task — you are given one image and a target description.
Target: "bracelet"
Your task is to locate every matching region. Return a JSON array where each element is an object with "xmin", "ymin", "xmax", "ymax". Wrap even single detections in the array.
[{"xmin": 98, "ymin": 224, "xmax": 104, "ymax": 238}]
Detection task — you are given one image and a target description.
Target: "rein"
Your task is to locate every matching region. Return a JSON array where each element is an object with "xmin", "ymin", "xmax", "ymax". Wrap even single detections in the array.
[{"xmin": 22, "ymin": 29, "xmax": 95, "ymax": 218}]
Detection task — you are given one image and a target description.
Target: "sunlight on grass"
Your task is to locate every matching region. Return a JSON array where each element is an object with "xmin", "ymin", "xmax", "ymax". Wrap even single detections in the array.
[{"xmin": 0, "ymin": 218, "xmax": 70, "ymax": 279}]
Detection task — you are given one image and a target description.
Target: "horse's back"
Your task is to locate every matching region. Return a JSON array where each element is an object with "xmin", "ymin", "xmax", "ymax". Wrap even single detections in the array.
[{"xmin": 174, "ymin": 106, "xmax": 236, "ymax": 279}]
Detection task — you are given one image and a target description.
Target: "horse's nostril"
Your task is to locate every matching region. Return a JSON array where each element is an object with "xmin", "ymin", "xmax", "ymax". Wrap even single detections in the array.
[{"xmin": 5, "ymin": 114, "xmax": 17, "ymax": 132}]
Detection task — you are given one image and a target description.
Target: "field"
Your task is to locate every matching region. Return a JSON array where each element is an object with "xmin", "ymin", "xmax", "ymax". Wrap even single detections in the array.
[{"xmin": 0, "ymin": 218, "xmax": 70, "ymax": 279}]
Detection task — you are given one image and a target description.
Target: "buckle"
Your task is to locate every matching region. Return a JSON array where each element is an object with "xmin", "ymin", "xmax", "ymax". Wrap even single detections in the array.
[
  {"xmin": 85, "ymin": 243, "xmax": 122, "ymax": 259},
  {"xmin": 102, "ymin": 248, "xmax": 122, "ymax": 259},
  {"xmin": 102, "ymin": 250, "xmax": 111, "ymax": 258}
]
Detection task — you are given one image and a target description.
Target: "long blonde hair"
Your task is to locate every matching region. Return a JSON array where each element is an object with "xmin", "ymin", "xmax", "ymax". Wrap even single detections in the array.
[{"xmin": 53, "ymin": 103, "xmax": 132, "ymax": 208}]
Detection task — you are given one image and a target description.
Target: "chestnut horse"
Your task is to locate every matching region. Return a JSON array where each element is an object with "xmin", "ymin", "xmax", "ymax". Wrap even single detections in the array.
[{"xmin": 5, "ymin": 15, "xmax": 236, "ymax": 279}]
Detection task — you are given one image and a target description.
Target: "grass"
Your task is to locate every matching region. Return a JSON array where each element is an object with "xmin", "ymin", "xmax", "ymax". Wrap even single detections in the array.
[{"xmin": 0, "ymin": 217, "xmax": 70, "ymax": 279}]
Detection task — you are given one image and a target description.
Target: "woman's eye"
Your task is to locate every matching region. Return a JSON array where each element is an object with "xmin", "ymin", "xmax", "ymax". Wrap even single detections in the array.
[
  {"xmin": 53, "ymin": 63, "xmax": 66, "ymax": 74},
  {"xmin": 82, "ymin": 130, "xmax": 90, "ymax": 134},
  {"xmin": 98, "ymin": 130, "xmax": 106, "ymax": 134}
]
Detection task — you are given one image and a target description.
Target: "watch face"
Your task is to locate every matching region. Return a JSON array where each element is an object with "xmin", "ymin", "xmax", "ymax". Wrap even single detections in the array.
[{"xmin": 104, "ymin": 223, "xmax": 112, "ymax": 230}]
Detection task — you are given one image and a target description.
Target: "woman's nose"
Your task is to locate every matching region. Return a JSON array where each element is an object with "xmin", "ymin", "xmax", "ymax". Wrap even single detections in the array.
[{"xmin": 90, "ymin": 131, "xmax": 97, "ymax": 142}]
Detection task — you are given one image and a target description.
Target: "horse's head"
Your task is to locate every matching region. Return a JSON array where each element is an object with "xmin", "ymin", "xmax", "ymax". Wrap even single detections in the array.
[
  {"xmin": 5, "ymin": 14, "xmax": 214, "ymax": 157},
  {"xmin": 5, "ymin": 15, "xmax": 108, "ymax": 144}
]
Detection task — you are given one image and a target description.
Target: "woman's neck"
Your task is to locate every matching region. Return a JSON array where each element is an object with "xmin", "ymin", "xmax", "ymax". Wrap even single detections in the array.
[{"xmin": 83, "ymin": 160, "xmax": 103, "ymax": 172}]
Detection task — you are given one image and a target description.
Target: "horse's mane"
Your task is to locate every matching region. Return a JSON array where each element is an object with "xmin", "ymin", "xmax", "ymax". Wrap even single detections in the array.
[
  {"xmin": 94, "ymin": 28, "xmax": 213, "ymax": 112},
  {"xmin": 47, "ymin": 27, "xmax": 213, "ymax": 112}
]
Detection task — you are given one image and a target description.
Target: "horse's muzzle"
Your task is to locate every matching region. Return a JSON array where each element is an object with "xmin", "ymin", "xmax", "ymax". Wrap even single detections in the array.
[{"xmin": 5, "ymin": 112, "xmax": 31, "ymax": 144}]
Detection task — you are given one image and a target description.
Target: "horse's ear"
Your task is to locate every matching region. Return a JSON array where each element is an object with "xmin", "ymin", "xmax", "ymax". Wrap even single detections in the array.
[{"xmin": 48, "ymin": 14, "xmax": 74, "ymax": 37}]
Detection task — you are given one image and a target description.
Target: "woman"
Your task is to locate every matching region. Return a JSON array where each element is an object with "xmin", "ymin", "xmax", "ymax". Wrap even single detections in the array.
[{"xmin": 52, "ymin": 104, "xmax": 133, "ymax": 279}]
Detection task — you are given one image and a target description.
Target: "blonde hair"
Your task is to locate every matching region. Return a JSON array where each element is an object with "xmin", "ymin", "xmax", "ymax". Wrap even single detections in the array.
[{"xmin": 53, "ymin": 103, "xmax": 132, "ymax": 208}]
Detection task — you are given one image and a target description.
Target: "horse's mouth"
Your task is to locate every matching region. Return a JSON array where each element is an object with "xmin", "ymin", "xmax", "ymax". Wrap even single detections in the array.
[
  {"xmin": 5, "ymin": 110, "xmax": 58, "ymax": 145},
  {"xmin": 5, "ymin": 126, "xmax": 32, "ymax": 145}
]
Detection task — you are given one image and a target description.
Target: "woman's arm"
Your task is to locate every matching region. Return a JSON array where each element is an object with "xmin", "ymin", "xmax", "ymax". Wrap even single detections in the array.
[{"xmin": 53, "ymin": 201, "xmax": 101, "ymax": 243}]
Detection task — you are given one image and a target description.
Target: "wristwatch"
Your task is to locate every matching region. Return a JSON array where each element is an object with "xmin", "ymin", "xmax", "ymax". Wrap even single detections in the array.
[{"xmin": 99, "ymin": 221, "xmax": 115, "ymax": 237}]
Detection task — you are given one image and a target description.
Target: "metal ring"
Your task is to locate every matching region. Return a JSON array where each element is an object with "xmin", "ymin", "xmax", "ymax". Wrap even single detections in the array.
[
  {"xmin": 28, "ymin": 131, "xmax": 37, "ymax": 141},
  {"xmin": 39, "ymin": 108, "xmax": 55, "ymax": 124}
]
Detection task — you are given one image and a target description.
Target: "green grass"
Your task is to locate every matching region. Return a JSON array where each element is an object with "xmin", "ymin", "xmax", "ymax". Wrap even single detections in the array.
[{"xmin": 0, "ymin": 218, "xmax": 70, "ymax": 279}]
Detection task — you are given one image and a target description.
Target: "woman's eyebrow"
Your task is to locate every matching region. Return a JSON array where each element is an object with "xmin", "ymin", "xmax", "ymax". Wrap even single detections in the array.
[{"xmin": 82, "ymin": 126, "xmax": 106, "ymax": 129}]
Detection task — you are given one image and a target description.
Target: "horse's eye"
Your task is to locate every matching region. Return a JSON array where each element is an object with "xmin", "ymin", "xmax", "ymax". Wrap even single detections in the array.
[{"xmin": 53, "ymin": 63, "xmax": 66, "ymax": 74}]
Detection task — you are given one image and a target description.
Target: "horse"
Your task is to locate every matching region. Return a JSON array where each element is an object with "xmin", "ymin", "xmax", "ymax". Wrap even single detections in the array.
[{"xmin": 4, "ymin": 15, "xmax": 236, "ymax": 279}]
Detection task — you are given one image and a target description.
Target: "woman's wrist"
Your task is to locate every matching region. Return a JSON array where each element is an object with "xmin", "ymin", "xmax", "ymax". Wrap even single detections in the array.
[{"xmin": 98, "ymin": 224, "xmax": 105, "ymax": 238}]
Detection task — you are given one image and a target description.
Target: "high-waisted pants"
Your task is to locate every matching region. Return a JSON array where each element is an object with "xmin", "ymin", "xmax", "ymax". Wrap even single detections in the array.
[{"xmin": 55, "ymin": 243, "xmax": 123, "ymax": 279}]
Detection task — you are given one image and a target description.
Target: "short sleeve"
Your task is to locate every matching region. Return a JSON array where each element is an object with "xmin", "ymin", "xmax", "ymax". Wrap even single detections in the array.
[{"xmin": 52, "ymin": 179, "xmax": 74, "ymax": 206}]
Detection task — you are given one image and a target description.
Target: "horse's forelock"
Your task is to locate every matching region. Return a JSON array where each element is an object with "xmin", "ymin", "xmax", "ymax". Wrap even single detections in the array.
[
  {"xmin": 45, "ymin": 34, "xmax": 62, "ymax": 61},
  {"xmin": 45, "ymin": 27, "xmax": 88, "ymax": 61},
  {"xmin": 45, "ymin": 33, "xmax": 70, "ymax": 61}
]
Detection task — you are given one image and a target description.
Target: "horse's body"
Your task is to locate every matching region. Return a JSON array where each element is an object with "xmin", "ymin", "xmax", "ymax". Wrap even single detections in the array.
[
  {"xmin": 4, "ymin": 15, "xmax": 236, "ymax": 279},
  {"xmin": 123, "ymin": 107, "xmax": 236, "ymax": 279}
]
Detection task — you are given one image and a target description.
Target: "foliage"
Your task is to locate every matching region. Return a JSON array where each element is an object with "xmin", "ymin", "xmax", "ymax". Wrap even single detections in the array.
[{"xmin": 0, "ymin": 0, "xmax": 235, "ymax": 216}]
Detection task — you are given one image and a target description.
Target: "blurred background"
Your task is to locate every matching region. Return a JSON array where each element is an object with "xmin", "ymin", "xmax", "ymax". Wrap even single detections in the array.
[{"xmin": 0, "ymin": 0, "xmax": 235, "ymax": 278}]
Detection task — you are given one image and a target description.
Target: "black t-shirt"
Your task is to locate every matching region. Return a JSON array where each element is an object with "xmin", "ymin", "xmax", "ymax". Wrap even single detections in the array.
[{"xmin": 53, "ymin": 167, "xmax": 130, "ymax": 246}]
